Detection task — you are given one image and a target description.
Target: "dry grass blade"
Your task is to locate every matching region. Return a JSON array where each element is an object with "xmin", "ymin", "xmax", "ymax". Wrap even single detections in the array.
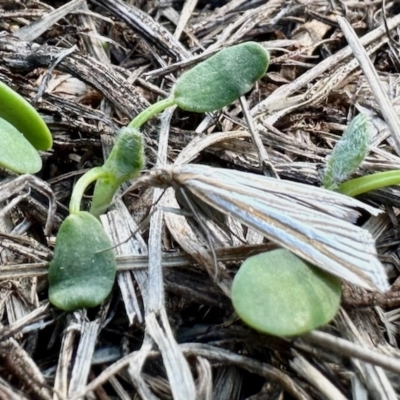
[
  {"xmin": 68, "ymin": 320, "xmax": 101, "ymax": 398},
  {"xmin": 338, "ymin": 16, "xmax": 400, "ymax": 155},
  {"xmin": 90, "ymin": 0, "xmax": 191, "ymax": 61},
  {"xmin": 290, "ymin": 352, "xmax": 347, "ymax": 400},
  {"xmin": 103, "ymin": 207, "xmax": 147, "ymax": 325},
  {"xmin": 252, "ymin": 12, "xmax": 400, "ymax": 117},
  {"xmin": 173, "ymin": 0, "xmax": 198, "ymax": 40},
  {"xmin": 301, "ymin": 329, "xmax": 400, "ymax": 376},
  {"xmin": 14, "ymin": 0, "xmax": 85, "ymax": 42},
  {"xmin": 239, "ymin": 96, "xmax": 278, "ymax": 177},
  {"xmin": 143, "ymin": 107, "xmax": 196, "ymax": 399},
  {"xmin": 180, "ymin": 343, "xmax": 312, "ymax": 400}
]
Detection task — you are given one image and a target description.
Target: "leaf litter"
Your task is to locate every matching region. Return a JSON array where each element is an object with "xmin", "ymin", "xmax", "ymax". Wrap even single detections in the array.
[{"xmin": 2, "ymin": 0, "xmax": 400, "ymax": 399}]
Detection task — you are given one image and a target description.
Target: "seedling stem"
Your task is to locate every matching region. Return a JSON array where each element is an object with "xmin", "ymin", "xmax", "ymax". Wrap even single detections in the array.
[
  {"xmin": 69, "ymin": 167, "xmax": 109, "ymax": 214},
  {"xmin": 338, "ymin": 170, "xmax": 400, "ymax": 197},
  {"xmin": 128, "ymin": 97, "xmax": 176, "ymax": 129}
]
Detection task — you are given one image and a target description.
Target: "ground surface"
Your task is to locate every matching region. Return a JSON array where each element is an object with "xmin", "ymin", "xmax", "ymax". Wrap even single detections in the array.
[{"xmin": 1, "ymin": 0, "xmax": 400, "ymax": 399}]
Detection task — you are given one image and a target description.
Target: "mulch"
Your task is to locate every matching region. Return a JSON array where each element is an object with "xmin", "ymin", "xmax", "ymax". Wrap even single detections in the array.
[{"xmin": 1, "ymin": 0, "xmax": 400, "ymax": 399}]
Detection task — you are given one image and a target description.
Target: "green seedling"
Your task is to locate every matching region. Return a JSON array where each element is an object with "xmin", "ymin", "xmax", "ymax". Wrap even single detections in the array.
[
  {"xmin": 0, "ymin": 117, "xmax": 42, "ymax": 173},
  {"xmin": 321, "ymin": 113, "xmax": 400, "ymax": 198},
  {"xmin": 49, "ymin": 42, "xmax": 270, "ymax": 311},
  {"xmin": 48, "ymin": 211, "xmax": 117, "ymax": 311},
  {"xmin": 0, "ymin": 80, "xmax": 52, "ymax": 150},
  {"xmin": 0, "ymin": 81, "xmax": 52, "ymax": 174},
  {"xmin": 69, "ymin": 127, "xmax": 145, "ymax": 216},
  {"xmin": 128, "ymin": 41, "xmax": 269, "ymax": 129},
  {"xmin": 231, "ymin": 249, "xmax": 342, "ymax": 337},
  {"xmin": 70, "ymin": 42, "xmax": 269, "ymax": 216}
]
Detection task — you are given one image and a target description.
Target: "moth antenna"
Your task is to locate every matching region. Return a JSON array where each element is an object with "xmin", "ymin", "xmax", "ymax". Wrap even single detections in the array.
[
  {"xmin": 96, "ymin": 188, "xmax": 168, "ymax": 253},
  {"xmin": 178, "ymin": 187, "xmax": 219, "ymax": 281}
]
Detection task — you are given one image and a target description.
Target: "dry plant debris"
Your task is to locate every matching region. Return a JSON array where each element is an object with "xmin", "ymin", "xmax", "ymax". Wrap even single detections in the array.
[{"xmin": 2, "ymin": 0, "xmax": 400, "ymax": 399}]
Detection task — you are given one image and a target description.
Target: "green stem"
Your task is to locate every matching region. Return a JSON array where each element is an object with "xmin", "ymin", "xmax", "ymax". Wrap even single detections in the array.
[
  {"xmin": 337, "ymin": 170, "xmax": 400, "ymax": 197},
  {"xmin": 128, "ymin": 97, "xmax": 176, "ymax": 129},
  {"xmin": 69, "ymin": 167, "xmax": 109, "ymax": 214},
  {"xmin": 90, "ymin": 178, "xmax": 121, "ymax": 218}
]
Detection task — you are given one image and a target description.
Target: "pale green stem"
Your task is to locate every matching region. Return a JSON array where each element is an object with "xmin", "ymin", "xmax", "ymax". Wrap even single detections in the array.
[
  {"xmin": 128, "ymin": 97, "xmax": 176, "ymax": 129},
  {"xmin": 89, "ymin": 178, "xmax": 121, "ymax": 218},
  {"xmin": 338, "ymin": 170, "xmax": 400, "ymax": 197},
  {"xmin": 69, "ymin": 167, "xmax": 109, "ymax": 214}
]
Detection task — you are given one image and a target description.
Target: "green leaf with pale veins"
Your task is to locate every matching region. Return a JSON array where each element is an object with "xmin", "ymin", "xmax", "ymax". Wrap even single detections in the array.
[{"xmin": 173, "ymin": 42, "xmax": 269, "ymax": 113}]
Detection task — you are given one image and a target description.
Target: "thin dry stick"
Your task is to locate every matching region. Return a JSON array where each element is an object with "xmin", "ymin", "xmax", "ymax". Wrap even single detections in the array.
[
  {"xmin": 180, "ymin": 343, "xmax": 312, "ymax": 400},
  {"xmin": 145, "ymin": 106, "xmax": 196, "ymax": 400},
  {"xmin": 0, "ymin": 243, "xmax": 275, "ymax": 280},
  {"xmin": 14, "ymin": 0, "xmax": 85, "ymax": 41},
  {"xmin": 301, "ymin": 330, "xmax": 400, "ymax": 375},
  {"xmin": 173, "ymin": 0, "xmax": 198, "ymax": 39},
  {"xmin": 147, "ymin": 108, "xmax": 173, "ymax": 313},
  {"xmin": 239, "ymin": 95, "xmax": 278, "ymax": 178},
  {"xmin": 337, "ymin": 16, "xmax": 400, "ymax": 155},
  {"xmin": 290, "ymin": 352, "xmax": 347, "ymax": 400}
]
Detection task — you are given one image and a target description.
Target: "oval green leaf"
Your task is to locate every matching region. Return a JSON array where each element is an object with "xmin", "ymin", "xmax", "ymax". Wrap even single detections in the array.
[
  {"xmin": 173, "ymin": 42, "xmax": 269, "ymax": 113},
  {"xmin": 48, "ymin": 211, "xmax": 117, "ymax": 311},
  {"xmin": 0, "ymin": 80, "xmax": 52, "ymax": 150},
  {"xmin": 0, "ymin": 117, "xmax": 42, "ymax": 173},
  {"xmin": 231, "ymin": 249, "xmax": 342, "ymax": 337}
]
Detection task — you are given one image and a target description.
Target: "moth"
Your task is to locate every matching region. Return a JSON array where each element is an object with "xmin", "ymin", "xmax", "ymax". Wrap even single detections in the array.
[{"xmin": 127, "ymin": 163, "xmax": 389, "ymax": 292}]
